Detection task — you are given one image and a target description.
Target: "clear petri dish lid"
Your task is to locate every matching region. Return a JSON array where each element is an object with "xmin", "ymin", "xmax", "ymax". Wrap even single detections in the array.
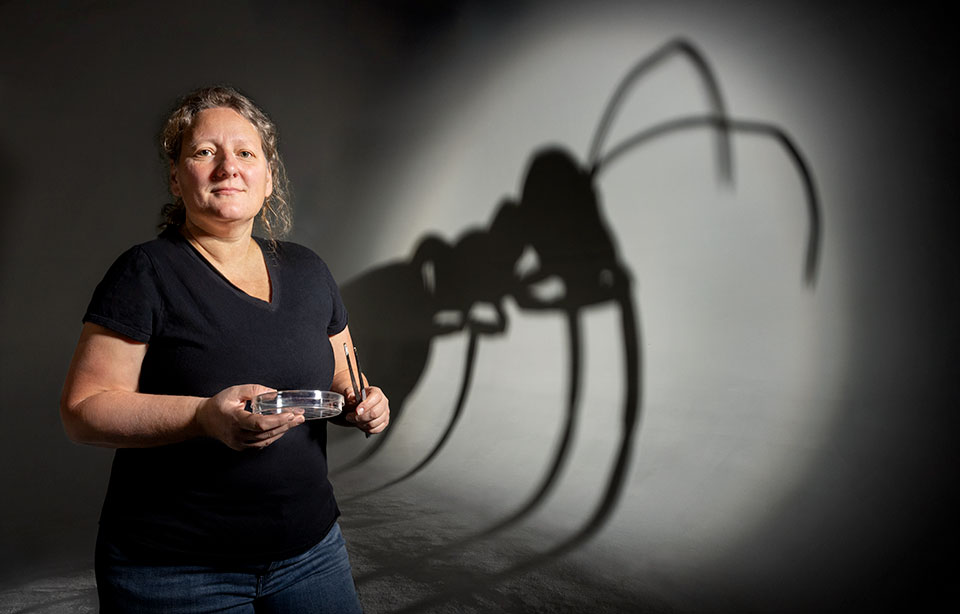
[{"xmin": 250, "ymin": 389, "xmax": 344, "ymax": 420}]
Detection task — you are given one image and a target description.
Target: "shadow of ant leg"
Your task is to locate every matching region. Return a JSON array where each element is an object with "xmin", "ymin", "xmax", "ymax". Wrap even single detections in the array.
[
  {"xmin": 330, "ymin": 261, "xmax": 438, "ymax": 475},
  {"xmin": 354, "ymin": 308, "xmax": 584, "ymax": 581},
  {"xmin": 473, "ymin": 307, "xmax": 582, "ymax": 537},
  {"xmin": 384, "ymin": 288, "xmax": 642, "ymax": 614},
  {"xmin": 330, "ymin": 416, "xmax": 393, "ymax": 475},
  {"xmin": 339, "ymin": 330, "xmax": 480, "ymax": 503},
  {"xmin": 329, "ymin": 379, "xmax": 412, "ymax": 476}
]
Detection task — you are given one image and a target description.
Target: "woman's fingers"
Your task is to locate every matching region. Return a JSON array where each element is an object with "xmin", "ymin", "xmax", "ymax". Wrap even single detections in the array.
[
  {"xmin": 240, "ymin": 409, "xmax": 303, "ymax": 432},
  {"xmin": 240, "ymin": 415, "xmax": 301, "ymax": 438},
  {"xmin": 348, "ymin": 386, "xmax": 390, "ymax": 433},
  {"xmin": 237, "ymin": 409, "xmax": 304, "ymax": 447},
  {"xmin": 243, "ymin": 430, "xmax": 290, "ymax": 448},
  {"xmin": 199, "ymin": 384, "xmax": 306, "ymax": 451}
]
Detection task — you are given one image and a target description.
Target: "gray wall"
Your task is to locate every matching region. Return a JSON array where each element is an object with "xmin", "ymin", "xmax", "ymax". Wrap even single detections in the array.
[{"xmin": 1, "ymin": 1, "xmax": 956, "ymax": 612}]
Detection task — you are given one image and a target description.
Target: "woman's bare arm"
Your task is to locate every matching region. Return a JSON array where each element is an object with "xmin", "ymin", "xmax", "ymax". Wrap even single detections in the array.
[{"xmin": 60, "ymin": 323, "xmax": 302, "ymax": 449}]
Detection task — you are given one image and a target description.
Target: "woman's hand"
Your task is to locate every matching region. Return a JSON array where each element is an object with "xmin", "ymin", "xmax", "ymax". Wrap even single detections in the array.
[
  {"xmin": 343, "ymin": 386, "xmax": 390, "ymax": 434},
  {"xmin": 196, "ymin": 384, "xmax": 305, "ymax": 451},
  {"xmin": 328, "ymin": 326, "xmax": 390, "ymax": 435}
]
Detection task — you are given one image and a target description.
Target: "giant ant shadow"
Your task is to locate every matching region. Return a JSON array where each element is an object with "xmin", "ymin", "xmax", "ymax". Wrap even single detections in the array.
[{"xmin": 328, "ymin": 38, "xmax": 821, "ymax": 610}]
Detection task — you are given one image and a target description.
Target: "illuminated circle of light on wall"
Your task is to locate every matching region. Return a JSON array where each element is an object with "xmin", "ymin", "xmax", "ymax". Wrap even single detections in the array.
[{"xmin": 346, "ymin": 5, "xmax": 852, "ymax": 575}]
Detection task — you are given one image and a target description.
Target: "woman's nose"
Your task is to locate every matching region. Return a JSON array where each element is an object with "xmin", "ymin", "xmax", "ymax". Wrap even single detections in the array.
[{"xmin": 214, "ymin": 152, "xmax": 238, "ymax": 177}]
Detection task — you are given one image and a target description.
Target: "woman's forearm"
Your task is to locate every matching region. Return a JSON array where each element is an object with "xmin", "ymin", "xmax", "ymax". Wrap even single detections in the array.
[{"xmin": 61, "ymin": 389, "xmax": 205, "ymax": 448}]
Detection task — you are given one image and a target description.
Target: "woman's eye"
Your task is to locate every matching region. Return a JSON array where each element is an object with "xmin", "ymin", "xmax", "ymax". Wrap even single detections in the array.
[
  {"xmin": 195, "ymin": 149, "xmax": 213, "ymax": 157},
  {"xmin": 238, "ymin": 150, "xmax": 253, "ymax": 158}
]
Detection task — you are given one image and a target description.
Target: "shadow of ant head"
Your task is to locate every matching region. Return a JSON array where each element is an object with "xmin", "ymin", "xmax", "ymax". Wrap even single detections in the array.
[{"xmin": 509, "ymin": 146, "xmax": 627, "ymax": 311}]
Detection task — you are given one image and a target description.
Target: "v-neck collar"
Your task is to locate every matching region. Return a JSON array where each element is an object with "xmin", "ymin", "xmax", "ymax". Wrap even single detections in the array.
[{"xmin": 172, "ymin": 229, "xmax": 281, "ymax": 311}]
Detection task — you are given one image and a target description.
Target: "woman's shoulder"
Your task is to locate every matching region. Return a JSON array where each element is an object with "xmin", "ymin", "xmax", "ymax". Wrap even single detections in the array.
[
  {"xmin": 110, "ymin": 230, "xmax": 174, "ymax": 269},
  {"xmin": 97, "ymin": 229, "xmax": 191, "ymax": 282},
  {"xmin": 262, "ymin": 237, "xmax": 329, "ymax": 267},
  {"xmin": 261, "ymin": 238, "xmax": 342, "ymax": 289},
  {"xmin": 118, "ymin": 227, "xmax": 184, "ymax": 259}
]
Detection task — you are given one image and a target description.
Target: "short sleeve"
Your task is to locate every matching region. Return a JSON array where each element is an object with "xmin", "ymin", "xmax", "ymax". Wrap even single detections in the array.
[
  {"xmin": 83, "ymin": 245, "xmax": 163, "ymax": 343},
  {"xmin": 323, "ymin": 260, "xmax": 349, "ymax": 336}
]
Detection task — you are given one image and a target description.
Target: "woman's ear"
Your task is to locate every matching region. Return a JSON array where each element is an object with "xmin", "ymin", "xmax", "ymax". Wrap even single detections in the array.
[{"xmin": 169, "ymin": 161, "xmax": 181, "ymax": 197}]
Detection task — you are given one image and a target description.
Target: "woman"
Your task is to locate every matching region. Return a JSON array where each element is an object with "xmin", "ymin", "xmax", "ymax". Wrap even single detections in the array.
[{"xmin": 60, "ymin": 86, "xmax": 388, "ymax": 613}]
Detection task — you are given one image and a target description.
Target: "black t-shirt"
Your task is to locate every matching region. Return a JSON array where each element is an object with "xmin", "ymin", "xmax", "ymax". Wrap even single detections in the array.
[{"xmin": 83, "ymin": 228, "xmax": 347, "ymax": 563}]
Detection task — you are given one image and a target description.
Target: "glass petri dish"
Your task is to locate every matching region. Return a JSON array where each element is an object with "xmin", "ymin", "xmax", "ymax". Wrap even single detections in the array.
[{"xmin": 251, "ymin": 390, "xmax": 344, "ymax": 420}]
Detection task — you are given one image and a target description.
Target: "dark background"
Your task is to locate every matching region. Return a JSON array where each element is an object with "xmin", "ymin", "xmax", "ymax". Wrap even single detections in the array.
[{"xmin": 0, "ymin": 1, "xmax": 956, "ymax": 612}]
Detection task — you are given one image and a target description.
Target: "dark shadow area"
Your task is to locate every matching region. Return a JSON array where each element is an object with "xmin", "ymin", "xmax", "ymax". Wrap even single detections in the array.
[{"xmin": 332, "ymin": 38, "xmax": 821, "ymax": 610}]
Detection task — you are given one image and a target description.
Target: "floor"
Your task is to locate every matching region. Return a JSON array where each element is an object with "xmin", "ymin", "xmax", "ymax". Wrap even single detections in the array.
[{"xmin": 0, "ymin": 475, "xmax": 664, "ymax": 614}]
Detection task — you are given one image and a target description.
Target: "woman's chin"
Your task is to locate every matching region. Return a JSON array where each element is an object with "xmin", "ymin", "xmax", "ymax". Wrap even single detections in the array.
[{"xmin": 187, "ymin": 211, "xmax": 258, "ymax": 235}]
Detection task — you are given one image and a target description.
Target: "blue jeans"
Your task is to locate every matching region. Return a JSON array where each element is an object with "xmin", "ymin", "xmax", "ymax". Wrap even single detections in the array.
[{"xmin": 95, "ymin": 522, "xmax": 364, "ymax": 613}]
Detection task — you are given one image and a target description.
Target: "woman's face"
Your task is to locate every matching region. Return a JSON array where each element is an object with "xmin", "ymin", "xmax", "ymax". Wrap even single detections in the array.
[{"xmin": 170, "ymin": 107, "xmax": 273, "ymax": 232}]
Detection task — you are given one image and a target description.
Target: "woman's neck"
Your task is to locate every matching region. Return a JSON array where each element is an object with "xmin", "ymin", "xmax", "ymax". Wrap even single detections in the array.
[
  {"xmin": 180, "ymin": 219, "xmax": 272, "ymax": 302},
  {"xmin": 180, "ymin": 219, "xmax": 257, "ymax": 268}
]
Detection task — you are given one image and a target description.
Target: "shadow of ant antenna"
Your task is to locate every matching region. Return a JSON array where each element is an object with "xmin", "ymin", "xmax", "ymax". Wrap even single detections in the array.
[
  {"xmin": 587, "ymin": 37, "xmax": 733, "ymax": 183},
  {"xmin": 593, "ymin": 114, "xmax": 822, "ymax": 286},
  {"xmin": 587, "ymin": 38, "xmax": 819, "ymax": 286}
]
